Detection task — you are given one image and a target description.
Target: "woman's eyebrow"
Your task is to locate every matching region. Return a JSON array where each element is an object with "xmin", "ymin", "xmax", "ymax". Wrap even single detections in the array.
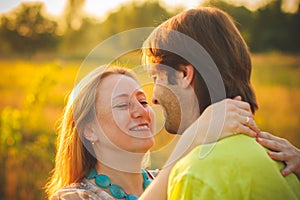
[
  {"xmin": 112, "ymin": 90, "xmax": 146, "ymax": 100},
  {"xmin": 112, "ymin": 93, "xmax": 129, "ymax": 100}
]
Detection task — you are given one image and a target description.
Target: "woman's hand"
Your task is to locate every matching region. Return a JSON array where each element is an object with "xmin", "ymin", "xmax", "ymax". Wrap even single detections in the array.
[
  {"xmin": 256, "ymin": 131, "xmax": 300, "ymax": 180},
  {"xmin": 222, "ymin": 96, "xmax": 260, "ymax": 138},
  {"xmin": 197, "ymin": 96, "xmax": 260, "ymax": 144}
]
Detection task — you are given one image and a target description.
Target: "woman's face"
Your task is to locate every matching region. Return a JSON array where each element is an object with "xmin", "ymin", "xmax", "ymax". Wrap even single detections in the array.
[{"xmin": 95, "ymin": 74, "xmax": 155, "ymax": 153}]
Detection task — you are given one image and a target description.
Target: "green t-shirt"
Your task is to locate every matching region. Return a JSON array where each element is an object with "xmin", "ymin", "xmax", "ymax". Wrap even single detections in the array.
[{"xmin": 168, "ymin": 135, "xmax": 300, "ymax": 200}]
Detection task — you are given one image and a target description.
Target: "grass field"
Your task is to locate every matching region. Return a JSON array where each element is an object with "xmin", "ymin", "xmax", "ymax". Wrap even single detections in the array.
[
  {"xmin": 0, "ymin": 52, "xmax": 299, "ymax": 199},
  {"xmin": 251, "ymin": 53, "xmax": 300, "ymax": 147}
]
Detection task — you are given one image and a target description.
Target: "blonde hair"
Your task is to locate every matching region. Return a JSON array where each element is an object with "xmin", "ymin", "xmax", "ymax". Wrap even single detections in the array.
[{"xmin": 45, "ymin": 66, "xmax": 137, "ymax": 198}]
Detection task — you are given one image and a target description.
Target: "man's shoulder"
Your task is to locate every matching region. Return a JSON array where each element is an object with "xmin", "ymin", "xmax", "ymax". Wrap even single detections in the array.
[
  {"xmin": 169, "ymin": 135, "xmax": 300, "ymax": 200},
  {"xmin": 170, "ymin": 135, "xmax": 282, "ymax": 178},
  {"xmin": 175, "ymin": 135, "xmax": 262, "ymax": 164}
]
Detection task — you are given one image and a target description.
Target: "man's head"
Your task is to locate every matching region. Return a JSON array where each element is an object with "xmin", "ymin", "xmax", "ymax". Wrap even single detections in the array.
[
  {"xmin": 147, "ymin": 63, "xmax": 200, "ymax": 134},
  {"xmin": 143, "ymin": 7, "xmax": 258, "ymax": 134}
]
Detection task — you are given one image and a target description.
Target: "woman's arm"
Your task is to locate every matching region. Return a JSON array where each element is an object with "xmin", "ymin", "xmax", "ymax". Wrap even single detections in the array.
[
  {"xmin": 256, "ymin": 131, "xmax": 300, "ymax": 180},
  {"xmin": 139, "ymin": 98, "xmax": 259, "ymax": 200}
]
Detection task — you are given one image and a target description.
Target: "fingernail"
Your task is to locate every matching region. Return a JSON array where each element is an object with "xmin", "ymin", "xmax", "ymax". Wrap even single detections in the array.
[
  {"xmin": 261, "ymin": 131, "xmax": 268, "ymax": 136},
  {"xmin": 267, "ymin": 151, "xmax": 274, "ymax": 157}
]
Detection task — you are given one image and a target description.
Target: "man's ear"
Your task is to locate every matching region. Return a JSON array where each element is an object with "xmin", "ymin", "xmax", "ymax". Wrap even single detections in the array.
[
  {"xmin": 83, "ymin": 123, "xmax": 98, "ymax": 143},
  {"xmin": 181, "ymin": 64, "xmax": 194, "ymax": 88}
]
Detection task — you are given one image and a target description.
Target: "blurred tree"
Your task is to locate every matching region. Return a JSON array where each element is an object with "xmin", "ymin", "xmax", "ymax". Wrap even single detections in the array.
[
  {"xmin": 251, "ymin": 0, "xmax": 300, "ymax": 52},
  {"xmin": 59, "ymin": 1, "xmax": 175, "ymax": 59},
  {"xmin": 63, "ymin": 0, "xmax": 86, "ymax": 31},
  {"xmin": 59, "ymin": 0, "xmax": 95, "ymax": 58},
  {"xmin": 1, "ymin": 0, "xmax": 299, "ymax": 57},
  {"xmin": 203, "ymin": 0, "xmax": 255, "ymax": 48},
  {"xmin": 204, "ymin": 0, "xmax": 300, "ymax": 52},
  {"xmin": 0, "ymin": 2, "xmax": 59, "ymax": 56},
  {"xmin": 100, "ymin": 1, "xmax": 173, "ymax": 38},
  {"xmin": 59, "ymin": 17, "xmax": 102, "ymax": 58}
]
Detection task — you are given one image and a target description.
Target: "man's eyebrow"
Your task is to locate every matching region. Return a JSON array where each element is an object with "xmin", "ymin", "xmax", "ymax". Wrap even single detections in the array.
[
  {"xmin": 136, "ymin": 90, "xmax": 146, "ymax": 96},
  {"xmin": 148, "ymin": 69, "xmax": 157, "ymax": 76}
]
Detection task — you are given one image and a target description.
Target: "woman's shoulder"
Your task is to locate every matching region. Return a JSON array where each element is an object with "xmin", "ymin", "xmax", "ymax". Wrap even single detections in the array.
[{"xmin": 51, "ymin": 181, "xmax": 114, "ymax": 200}]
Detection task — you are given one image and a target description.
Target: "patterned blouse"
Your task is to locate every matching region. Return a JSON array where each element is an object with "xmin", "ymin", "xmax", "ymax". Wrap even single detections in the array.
[
  {"xmin": 51, "ymin": 169, "xmax": 158, "ymax": 200},
  {"xmin": 51, "ymin": 181, "xmax": 114, "ymax": 200}
]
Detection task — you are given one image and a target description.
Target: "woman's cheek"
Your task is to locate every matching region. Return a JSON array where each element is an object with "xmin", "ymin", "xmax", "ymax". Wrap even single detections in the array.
[{"xmin": 112, "ymin": 110, "xmax": 130, "ymax": 129}]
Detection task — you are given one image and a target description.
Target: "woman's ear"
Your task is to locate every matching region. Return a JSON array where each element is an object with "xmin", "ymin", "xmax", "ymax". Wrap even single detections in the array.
[
  {"xmin": 181, "ymin": 64, "xmax": 194, "ymax": 88},
  {"xmin": 83, "ymin": 123, "xmax": 98, "ymax": 143}
]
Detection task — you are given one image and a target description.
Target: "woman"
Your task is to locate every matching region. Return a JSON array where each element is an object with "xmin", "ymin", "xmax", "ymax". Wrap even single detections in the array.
[{"xmin": 46, "ymin": 66, "xmax": 261, "ymax": 199}]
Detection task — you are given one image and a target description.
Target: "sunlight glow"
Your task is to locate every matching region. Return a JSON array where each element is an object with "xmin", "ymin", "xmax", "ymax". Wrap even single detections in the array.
[
  {"xmin": 0, "ymin": 0, "xmax": 299, "ymax": 18},
  {"xmin": 282, "ymin": 0, "xmax": 299, "ymax": 13}
]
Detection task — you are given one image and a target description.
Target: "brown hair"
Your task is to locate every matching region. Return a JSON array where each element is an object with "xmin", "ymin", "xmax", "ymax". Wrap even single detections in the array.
[
  {"xmin": 45, "ymin": 66, "xmax": 137, "ymax": 198},
  {"xmin": 143, "ymin": 7, "xmax": 258, "ymax": 113}
]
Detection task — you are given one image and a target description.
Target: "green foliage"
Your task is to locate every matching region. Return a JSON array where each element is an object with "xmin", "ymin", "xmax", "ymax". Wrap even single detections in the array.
[
  {"xmin": 62, "ymin": 0, "xmax": 86, "ymax": 31},
  {"xmin": 0, "ymin": 2, "xmax": 60, "ymax": 56},
  {"xmin": 0, "ymin": 63, "xmax": 62, "ymax": 199},
  {"xmin": 250, "ymin": 1, "xmax": 300, "ymax": 52},
  {"xmin": 101, "ymin": 1, "xmax": 172, "ymax": 35},
  {"xmin": 1, "ymin": 0, "xmax": 299, "ymax": 57},
  {"xmin": 59, "ymin": 17, "xmax": 102, "ymax": 58},
  {"xmin": 205, "ymin": 0, "xmax": 300, "ymax": 52},
  {"xmin": 58, "ymin": 1, "xmax": 174, "ymax": 58}
]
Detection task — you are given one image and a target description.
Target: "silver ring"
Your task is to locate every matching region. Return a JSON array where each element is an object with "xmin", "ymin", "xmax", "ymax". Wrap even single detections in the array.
[{"xmin": 246, "ymin": 116, "xmax": 250, "ymax": 125}]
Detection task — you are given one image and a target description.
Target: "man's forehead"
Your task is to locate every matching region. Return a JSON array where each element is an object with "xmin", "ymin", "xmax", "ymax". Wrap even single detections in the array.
[
  {"xmin": 146, "ymin": 64, "xmax": 159, "ymax": 75},
  {"xmin": 147, "ymin": 63, "xmax": 172, "ymax": 74}
]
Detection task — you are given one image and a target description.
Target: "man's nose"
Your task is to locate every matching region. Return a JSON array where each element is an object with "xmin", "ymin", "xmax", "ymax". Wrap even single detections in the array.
[{"xmin": 152, "ymin": 96, "xmax": 159, "ymax": 105}]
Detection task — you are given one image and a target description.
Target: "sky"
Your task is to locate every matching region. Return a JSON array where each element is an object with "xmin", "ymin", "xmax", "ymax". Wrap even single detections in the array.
[
  {"xmin": 0, "ymin": 0, "xmax": 203, "ymax": 18},
  {"xmin": 0, "ymin": 0, "xmax": 298, "ymax": 19}
]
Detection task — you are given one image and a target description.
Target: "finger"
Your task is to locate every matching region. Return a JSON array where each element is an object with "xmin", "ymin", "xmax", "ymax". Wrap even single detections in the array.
[
  {"xmin": 235, "ymin": 101, "xmax": 252, "ymax": 112},
  {"xmin": 256, "ymin": 138, "xmax": 284, "ymax": 152},
  {"xmin": 229, "ymin": 99, "xmax": 252, "ymax": 112},
  {"xmin": 267, "ymin": 151, "xmax": 287, "ymax": 162},
  {"xmin": 233, "ymin": 96, "xmax": 242, "ymax": 101},
  {"xmin": 281, "ymin": 164, "xmax": 295, "ymax": 177},
  {"xmin": 236, "ymin": 109, "xmax": 252, "ymax": 118},
  {"xmin": 257, "ymin": 131, "xmax": 281, "ymax": 141},
  {"xmin": 238, "ymin": 115, "xmax": 260, "ymax": 135},
  {"xmin": 245, "ymin": 117, "xmax": 260, "ymax": 135},
  {"xmin": 235, "ymin": 124, "xmax": 257, "ymax": 138}
]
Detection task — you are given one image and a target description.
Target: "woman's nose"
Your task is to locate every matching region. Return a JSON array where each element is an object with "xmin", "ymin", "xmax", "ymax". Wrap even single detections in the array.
[{"xmin": 130, "ymin": 101, "xmax": 148, "ymax": 119}]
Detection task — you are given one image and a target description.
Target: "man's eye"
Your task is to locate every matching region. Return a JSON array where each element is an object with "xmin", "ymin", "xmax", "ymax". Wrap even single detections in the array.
[
  {"xmin": 152, "ymin": 76, "xmax": 157, "ymax": 82},
  {"xmin": 140, "ymin": 101, "xmax": 148, "ymax": 106}
]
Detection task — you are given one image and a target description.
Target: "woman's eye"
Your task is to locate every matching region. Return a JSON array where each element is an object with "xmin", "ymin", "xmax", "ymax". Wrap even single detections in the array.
[{"xmin": 114, "ymin": 103, "xmax": 129, "ymax": 108}]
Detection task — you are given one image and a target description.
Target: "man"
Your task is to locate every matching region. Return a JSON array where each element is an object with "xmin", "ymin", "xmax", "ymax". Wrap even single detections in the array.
[{"xmin": 141, "ymin": 7, "xmax": 300, "ymax": 200}]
